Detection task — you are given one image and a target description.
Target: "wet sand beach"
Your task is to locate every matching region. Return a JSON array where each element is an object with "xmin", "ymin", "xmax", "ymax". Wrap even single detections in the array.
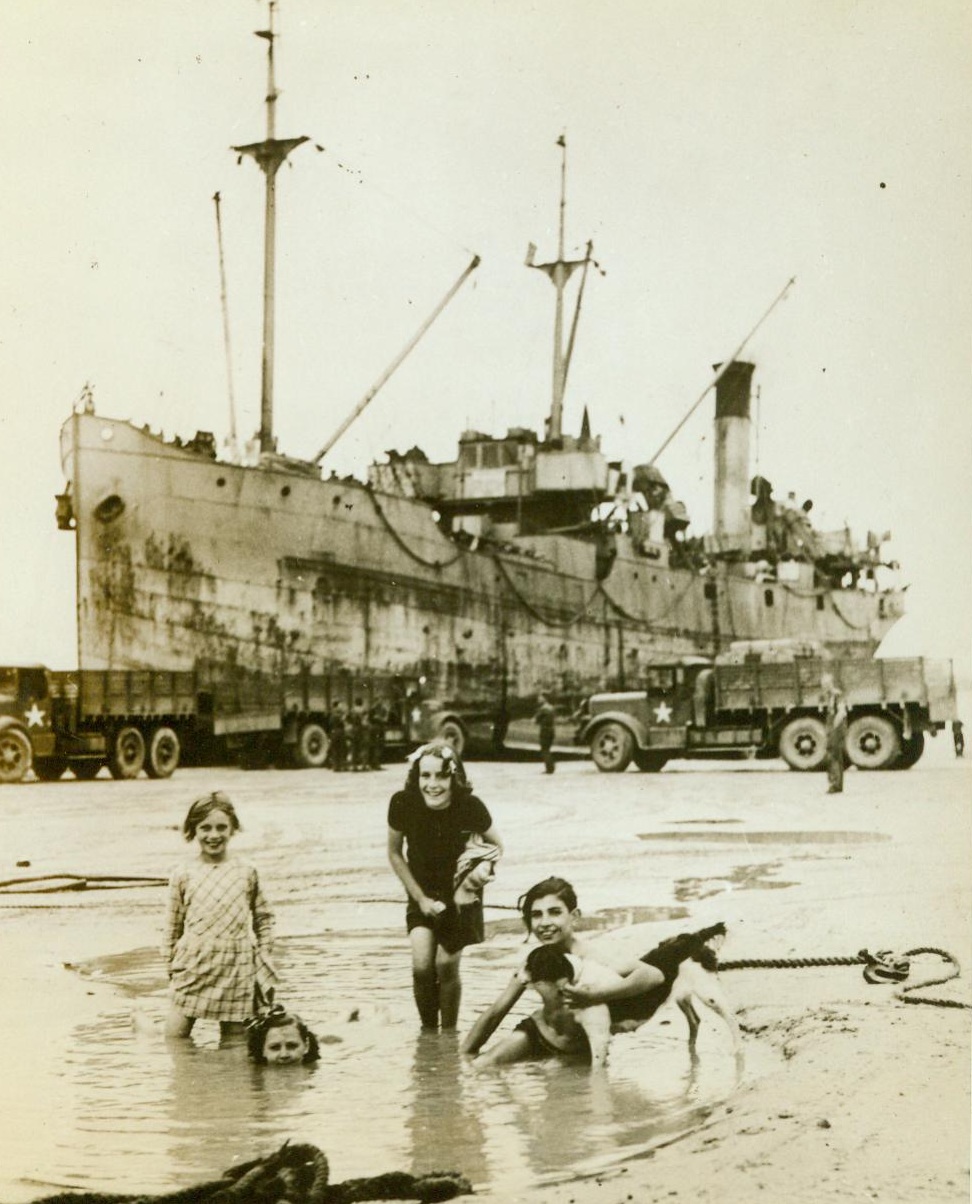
[{"xmin": 0, "ymin": 742, "xmax": 968, "ymax": 1204}]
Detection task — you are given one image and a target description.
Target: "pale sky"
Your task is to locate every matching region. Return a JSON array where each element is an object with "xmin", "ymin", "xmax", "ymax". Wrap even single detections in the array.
[{"xmin": 1, "ymin": 0, "xmax": 969, "ymax": 671}]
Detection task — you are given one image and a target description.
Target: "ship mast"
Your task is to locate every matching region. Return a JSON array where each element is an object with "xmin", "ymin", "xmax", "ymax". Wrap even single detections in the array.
[
  {"xmin": 526, "ymin": 135, "xmax": 589, "ymax": 443},
  {"xmin": 233, "ymin": 0, "xmax": 308, "ymax": 454}
]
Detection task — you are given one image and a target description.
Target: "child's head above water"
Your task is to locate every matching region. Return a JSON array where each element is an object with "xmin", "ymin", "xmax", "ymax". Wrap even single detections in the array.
[
  {"xmin": 247, "ymin": 1003, "xmax": 320, "ymax": 1066},
  {"xmin": 182, "ymin": 791, "xmax": 242, "ymax": 841}
]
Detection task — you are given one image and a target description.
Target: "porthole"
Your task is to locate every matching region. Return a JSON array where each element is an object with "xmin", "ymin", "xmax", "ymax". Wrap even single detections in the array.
[{"xmin": 94, "ymin": 494, "xmax": 125, "ymax": 523}]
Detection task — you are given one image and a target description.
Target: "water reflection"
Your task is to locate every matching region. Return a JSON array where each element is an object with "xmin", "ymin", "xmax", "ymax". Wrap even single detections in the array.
[{"xmin": 406, "ymin": 1034, "xmax": 487, "ymax": 1185}]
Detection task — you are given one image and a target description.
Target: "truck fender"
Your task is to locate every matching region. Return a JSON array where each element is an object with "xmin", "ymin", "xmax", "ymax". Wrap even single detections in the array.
[
  {"xmin": 0, "ymin": 715, "xmax": 30, "ymax": 739},
  {"xmin": 580, "ymin": 712, "xmax": 647, "ymax": 749}
]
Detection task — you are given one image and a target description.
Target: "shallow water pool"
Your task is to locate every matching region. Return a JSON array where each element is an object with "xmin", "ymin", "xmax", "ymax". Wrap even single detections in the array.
[{"xmin": 8, "ymin": 928, "xmax": 757, "ymax": 1200}]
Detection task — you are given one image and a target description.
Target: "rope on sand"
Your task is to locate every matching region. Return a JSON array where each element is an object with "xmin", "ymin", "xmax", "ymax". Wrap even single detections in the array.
[
  {"xmin": 0, "ymin": 874, "xmax": 168, "ymax": 894},
  {"xmin": 718, "ymin": 946, "xmax": 971, "ymax": 1010}
]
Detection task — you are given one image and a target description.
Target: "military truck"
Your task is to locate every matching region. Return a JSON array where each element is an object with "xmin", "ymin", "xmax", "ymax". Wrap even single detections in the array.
[
  {"xmin": 0, "ymin": 663, "xmax": 418, "ymax": 783},
  {"xmin": 578, "ymin": 646, "xmax": 957, "ymax": 773}
]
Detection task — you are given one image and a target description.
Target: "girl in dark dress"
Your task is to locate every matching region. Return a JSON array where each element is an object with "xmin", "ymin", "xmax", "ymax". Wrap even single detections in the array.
[{"xmin": 387, "ymin": 742, "xmax": 502, "ymax": 1030}]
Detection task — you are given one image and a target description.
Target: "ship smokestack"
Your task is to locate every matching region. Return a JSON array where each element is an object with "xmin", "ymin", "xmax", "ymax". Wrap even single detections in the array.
[{"xmin": 712, "ymin": 360, "xmax": 755, "ymax": 544}]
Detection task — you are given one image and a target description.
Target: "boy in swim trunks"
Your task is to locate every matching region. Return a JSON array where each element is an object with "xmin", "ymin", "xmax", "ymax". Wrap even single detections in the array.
[{"xmin": 462, "ymin": 877, "xmax": 665, "ymax": 1066}]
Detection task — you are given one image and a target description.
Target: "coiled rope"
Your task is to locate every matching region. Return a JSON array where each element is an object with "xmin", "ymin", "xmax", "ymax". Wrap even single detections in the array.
[{"xmin": 718, "ymin": 946, "xmax": 970, "ymax": 1010}]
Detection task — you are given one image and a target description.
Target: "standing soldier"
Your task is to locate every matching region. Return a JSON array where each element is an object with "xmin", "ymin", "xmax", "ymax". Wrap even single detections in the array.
[
  {"xmin": 953, "ymin": 719, "xmax": 965, "ymax": 758},
  {"xmin": 825, "ymin": 686, "xmax": 848, "ymax": 794},
  {"xmin": 328, "ymin": 701, "xmax": 348, "ymax": 772},
  {"xmin": 368, "ymin": 699, "xmax": 388, "ymax": 770},
  {"xmin": 349, "ymin": 697, "xmax": 369, "ymax": 772},
  {"xmin": 534, "ymin": 694, "xmax": 556, "ymax": 775}
]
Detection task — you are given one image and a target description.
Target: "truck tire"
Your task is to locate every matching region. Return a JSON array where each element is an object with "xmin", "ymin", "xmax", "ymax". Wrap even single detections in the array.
[
  {"xmin": 0, "ymin": 728, "xmax": 32, "ymax": 783},
  {"xmin": 845, "ymin": 714, "xmax": 901, "ymax": 770},
  {"xmin": 779, "ymin": 715, "xmax": 828, "ymax": 771},
  {"xmin": 294, "ymin": 722, "xmax": 329, "ymax": 769},
  {"xmin": 71, "ymin": 760, "xmax": 102, "ymax": 780},
  {"xmin": 634, "ymin": 750, "xmax": 668, "ymax": 772},
  {"xmin": 437, "ymin": 719, "xmax": 466, "ymax": 757},
  {"xmin": 146, "ymin": 726, "xmax": 181, "ymax": 779},
  {"xmin": 590, "ymin": 722, "xmax": 634, "ymax": 772},
  {"xmin": 33, "ymin": 757, "xmax": 68, "ymax": 781},
  {"xmin": 892, "ymin": 731, "xmax": 924, "ymax": 770},
  {"xmin": 109, "ymin": 726, "xmax": 146, "ymax": 779}
]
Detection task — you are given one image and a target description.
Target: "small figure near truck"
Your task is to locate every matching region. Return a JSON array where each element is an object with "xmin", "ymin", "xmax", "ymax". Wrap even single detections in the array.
[{"xmin": 577, "ymin": 640, "xmax": 956, "ymax": 774}]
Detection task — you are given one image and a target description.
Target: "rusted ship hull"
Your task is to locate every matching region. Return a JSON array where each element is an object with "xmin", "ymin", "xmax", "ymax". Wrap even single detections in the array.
[{"xmin": 60, "ymin": 411, "xmax": 903, "ymax": 712}]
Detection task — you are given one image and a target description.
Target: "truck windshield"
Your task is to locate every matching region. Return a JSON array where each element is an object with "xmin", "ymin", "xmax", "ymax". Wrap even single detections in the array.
[{"xmin": 0, "ymin": 668, "xmax": 18, "ymax": 703}]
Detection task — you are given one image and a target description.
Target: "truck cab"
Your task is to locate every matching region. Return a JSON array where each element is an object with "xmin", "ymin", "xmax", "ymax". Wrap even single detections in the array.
[
  {"xmin": 0, "ymin": 665, "xmax": 58, "ymax": 782},
  {"xmin": 579, "ymin": 658, "xmax": 715, "ymax": 772}
]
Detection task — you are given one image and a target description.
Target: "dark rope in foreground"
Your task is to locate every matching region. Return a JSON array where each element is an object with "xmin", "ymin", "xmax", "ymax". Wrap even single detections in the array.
[{"xmin": 27, "ymin": 1142, "xmax": 472, "ymax": 1204}]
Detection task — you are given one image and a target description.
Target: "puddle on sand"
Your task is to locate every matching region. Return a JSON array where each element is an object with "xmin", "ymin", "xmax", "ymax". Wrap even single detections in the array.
[
  {"xmin": 675, "ymin": 862, "xmax": 797, "ymax": 901},
  {"xmin": 665, "ymin": 818, "xmax": 743, "ymax": 825},
  {"xmin": 639, "ymin": 830, "xmax": 889, "ymax": 844},
  {"xmin": 5, "ymin": 931, "xmax": 766, "ymax": 1201}
]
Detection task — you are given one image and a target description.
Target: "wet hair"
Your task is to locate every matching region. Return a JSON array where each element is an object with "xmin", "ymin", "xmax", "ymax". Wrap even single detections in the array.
[
  {"xmin": 182, "ymin": 791, "xmax": 242, "ymax": 841},
  {"xmin": 525, "ymin": 946, "xmax": 576, "ymax": 985},
  {"xmin": 517, "ymin": 876, "xmax": 579, "ymax": 933},
  {"xmin": 247, "ymin": 1006, "xmax": 320, "ymax": 1065},
  {"xmin": 402, "ymin": 741, "xmax": 473, "ymax": 798}
]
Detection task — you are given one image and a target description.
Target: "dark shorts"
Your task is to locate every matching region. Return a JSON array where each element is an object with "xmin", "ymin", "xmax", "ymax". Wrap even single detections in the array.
[
  {"xmin": 514, "ymin": 1015, "xmax": 591, "ymax": 1061},
  {"xmin": 405, "ymin": 899, "xmax": 484, "ymax": 955}
]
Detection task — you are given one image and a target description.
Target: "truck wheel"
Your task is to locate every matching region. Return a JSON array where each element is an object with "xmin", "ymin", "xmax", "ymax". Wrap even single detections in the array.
[
  {"xmin": 109, "ymin": 726, "xmax": 146, "ymax": 779},
  {"xmin": 0, "ymin": 728, "xmax": 32, "ymax": 783},
  {"xmin": 779, "ymin": 716, "xmax": 828, "ymax": 771},
  {"xmin": 845, "ymin": 714, "xmax": 901, "ymax": 770},
  {"xmin": 294, "ymin": 722, "xmax": 329, "ymax": 769},
  {"xmin": 33, "ymin": 757, "xmax": 68, "ymax": 781},
  {"xmin": 634, "ymin": 750, "xmax": 668, "ymax": 772},
  {"xmin": 146, "ymin": 726, "xmax": 181, "ymax": 779},
  {"xmin": 71, "ymin": 760, "xmax": 102, "ymax": 780},
  {"xmin": 590, "ymin": 722, "xmax": 634, "ymax": 772},
  {"xmin": 892, "ymin": 731, "xmax": 924, "ymax": 770},
  {"xmin": 437, "ymin": 719, "xmax": 466, "ymax": 757}
]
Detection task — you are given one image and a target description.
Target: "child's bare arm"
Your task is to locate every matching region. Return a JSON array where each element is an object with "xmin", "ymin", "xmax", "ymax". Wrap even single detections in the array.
[
  {"xmin": 251, "ymin": 870, "xmax": 275, "ymax": 951},
  {"xmin": 561, "ymin": 954, "xmax": 662, "ymax": 1006},
  {"xmin": 461, "ymin": 972, "xmax": 526, "ymax": 1056},
  {"xmin": 160, "ymin": 874, "xmax": 185, "ymax": 968},
  {"xmin": 387, "ymin": 827, "xmax": 445, "ymax": 916}
]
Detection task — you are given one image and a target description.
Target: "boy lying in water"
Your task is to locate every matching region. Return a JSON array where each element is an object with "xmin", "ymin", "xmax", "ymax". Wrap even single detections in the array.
[{"xmin": 463, "ymin": 876, "xmax": 739, "ymax": 1068}]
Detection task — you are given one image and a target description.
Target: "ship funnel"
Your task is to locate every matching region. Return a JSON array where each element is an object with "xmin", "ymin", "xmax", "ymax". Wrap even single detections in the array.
[{"xmin": 712, "ymin": 360, "xmax": 755, "ymax": 543}]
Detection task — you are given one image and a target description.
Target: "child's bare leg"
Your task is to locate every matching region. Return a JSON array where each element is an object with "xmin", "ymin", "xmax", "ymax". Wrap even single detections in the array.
[
  {"xmin": 435, "ymin": 947, "xmax": 463, "ymax": 1030},
  {"xmin": 165, "ymin": 1006, "xmax": 194, "ymax": 1038},
  {"xmin": 473, "ymin": 1030, "xmax": 533, "ymax": 1069},
  {"xmin": 409, "ymin": 927, "xmax": 440, "ymax": 1029}
]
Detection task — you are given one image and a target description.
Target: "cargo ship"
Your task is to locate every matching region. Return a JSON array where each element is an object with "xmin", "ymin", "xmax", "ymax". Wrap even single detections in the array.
[{"xmin": 55, "ymin": 4, "xmax": 904, "ymax": 755}]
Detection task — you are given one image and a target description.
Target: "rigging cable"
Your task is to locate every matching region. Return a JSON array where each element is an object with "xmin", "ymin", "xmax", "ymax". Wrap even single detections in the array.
[
  {"xmin": 492, "ymin": 555, "xmax": 602, "ymax": 628},
  {"xmin": 363, "ymin": 485, "xmax": 465, "ymax": 570},
  {"xmin": 213, "ymin": 191, "xmax": 239, "ymax": 458}
]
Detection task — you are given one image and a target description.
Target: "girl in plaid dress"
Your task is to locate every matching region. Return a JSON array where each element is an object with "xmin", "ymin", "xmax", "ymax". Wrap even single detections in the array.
[{"xmin": 163, "ymin": 792, "xmax": 277, "ymax": 1038}]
